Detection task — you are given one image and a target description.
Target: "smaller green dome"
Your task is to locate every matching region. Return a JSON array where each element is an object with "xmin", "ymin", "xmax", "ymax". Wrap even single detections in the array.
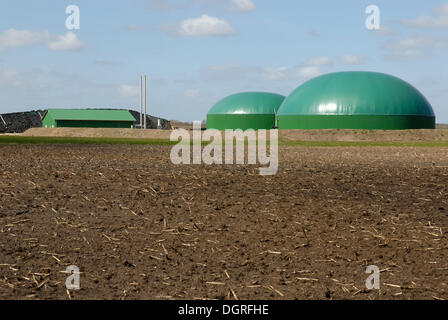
[
  {"xmin": 207, "ymin": 92, "xmax": 285, "ymax": 130},
  {"xmin": 208, "ymin": 92, "xmax": 285, "ymax": 115}
]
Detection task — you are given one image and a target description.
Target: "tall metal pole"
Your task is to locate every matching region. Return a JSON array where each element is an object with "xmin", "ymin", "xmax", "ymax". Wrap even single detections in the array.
[
  {"xmin": 144, "ymin": 75, "xmax": 147, "ymax": 129},
  {"xmin": 147, "ymin": 76, "xmax": 150, "ymax": 128},
  {"xmin": 139, "ymin": 76, "xmax": 143, "ymax": 129}
]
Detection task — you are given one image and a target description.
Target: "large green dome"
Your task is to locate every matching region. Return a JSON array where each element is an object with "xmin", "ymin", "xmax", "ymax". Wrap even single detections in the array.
[
  {"xmin": 207, "ymin": 92, "xmax": 285, "ymax": 130},
  {"xmin": 277, "ymin": 71, "xmax": 435, "ymax": 129}
]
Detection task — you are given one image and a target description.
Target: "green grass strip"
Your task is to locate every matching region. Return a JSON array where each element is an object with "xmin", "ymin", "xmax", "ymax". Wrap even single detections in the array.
[
  {"xmin": 1, "ymin": 135, "xmax": 448, "ymax": 147},
  {"xmin": 279, "ymin": 140, "xmax": 448, "ymax": 147},
  {"xmin": 0, "ymin": 135, "xmax": 177, "ymax": 145}
]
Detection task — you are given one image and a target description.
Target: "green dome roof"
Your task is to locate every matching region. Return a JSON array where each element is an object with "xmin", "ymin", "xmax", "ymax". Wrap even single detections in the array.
[
  {"xmin": 277, "ymin": 72, "xmax": 435, "ymax": 130},
  {"xmin": 208, "ymin": 92, "xmax": 285, "ymax": 115},
  {"xmin": 278, "ymin": 72, "xmax": 435, "ymax": 116},
  {"xmin": 207, "ymin": 92, "xmax": 285, "ymax": 130}
]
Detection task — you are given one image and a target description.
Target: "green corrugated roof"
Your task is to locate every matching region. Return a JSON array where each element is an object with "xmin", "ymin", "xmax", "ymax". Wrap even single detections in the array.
[{"xmin": 44, "ymin": 109, "xmax": 136, "ymax": 121}]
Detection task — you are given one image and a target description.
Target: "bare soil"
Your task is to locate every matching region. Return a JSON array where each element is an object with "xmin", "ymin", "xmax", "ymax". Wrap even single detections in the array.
[
  {"xmin": 20, "ymin": 127, "xmax": 448, "ymax": 142},
  {"xmin": 279, "ymin": 129, "xmax": 448, "ymax": 142},
  {"xmin": 0, "ymin": 144, "xmax": 447, "ymax": 300},
  {"xmin": 21, "ymin": 128, "xmax": 172, "ymax": 140}
]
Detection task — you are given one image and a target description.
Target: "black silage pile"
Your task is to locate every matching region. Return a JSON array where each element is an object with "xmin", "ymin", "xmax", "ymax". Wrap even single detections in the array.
[
  {"xmin": 128, "ymin": 110, "xmax": 171, "ymax": 129},
  {"xmin": 0, "ymin": 110, "xmax": 45, "ymax": 133}
]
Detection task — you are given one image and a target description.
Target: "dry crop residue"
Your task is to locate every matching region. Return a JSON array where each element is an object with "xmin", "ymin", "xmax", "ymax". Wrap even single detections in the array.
[{"xmin": 0, "ymin": 144, "xmax": 447, "ymax": 300}]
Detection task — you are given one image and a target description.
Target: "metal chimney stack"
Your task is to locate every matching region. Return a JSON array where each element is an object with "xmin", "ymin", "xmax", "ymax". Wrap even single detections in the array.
[
  {"xmin": 144, "ymin": 75, "xmax": 147, "ymax": 130},
  {"xmin": 139, "ymin": 76, "xmax": 143, "ymax": 129}
]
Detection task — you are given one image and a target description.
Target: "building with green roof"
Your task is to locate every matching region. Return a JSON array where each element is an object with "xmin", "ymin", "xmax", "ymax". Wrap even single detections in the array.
[
  {"xmin": 42, "ymin": 109, "xmax": 136, "ymax": 128},
  {"xmin": 277, "ymin": 71, "xmax": 435, "ymax": 130},
  {"xmin": 207, "ymin": 92, "xmax": 285, "ymax": 130}
]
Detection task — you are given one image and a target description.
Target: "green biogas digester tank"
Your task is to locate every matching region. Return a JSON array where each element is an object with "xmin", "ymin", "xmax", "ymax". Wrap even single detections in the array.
[
  {"xmin": 277, "ymin": 72, "xmax": 435, "ymax": 129},
  {"xmin": 207, "ymin": 92, "xmax": 285, "ymax": 130}
]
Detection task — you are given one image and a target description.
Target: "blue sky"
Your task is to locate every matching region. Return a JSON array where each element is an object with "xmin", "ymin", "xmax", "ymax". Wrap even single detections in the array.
[{"xmin": 0, "ymin": 0, "xmax": 447, "ymax": 122}]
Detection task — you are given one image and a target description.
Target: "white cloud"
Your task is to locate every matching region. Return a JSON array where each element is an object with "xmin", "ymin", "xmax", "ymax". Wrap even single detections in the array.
[
  {"xmin": 201, "ymin": 56, "xmax": 333, "ymax": 84},
  {"xmin": 295, "ymin": 56, "xmax": 333, "ymax": 79},
  {"xmin": 297, "ymin": 66, "xmax": 322, "ymax": 78},
  {"xmin": 402, "ymin": 3, "xmax": 448, "ymax": 28},
  {"xmin": 229, "ymin": 0, "xmax": 256, "ymax": 12},
  {"xmin": 262, "ymin": 58, "xmax": 332, "ymax": 81},
  {"xmin": 371, "ymin": 25, "xmax": 395, "ymax": 37},
  {"xmin": 147, "ymin": 0, "xmax": 256, "ymax": 13},
  {"xmin": 117, "ymin": 84, "xmax": 140, "ymax": 98},
  {"xmin": 178, "ymin": 14, "xmax": 236, "ymax": 36},
  {"xmin": 339, "ymin": 54, "xmax": 367, "ymax": 65},
  {"xmin": 0, "ymin": 29, "xmax": 51, "ymax": 50},
  {"xmin": 0, "ymin": 29, "xmax": 85, "ymax": 52},
  {"xmin": 383, "ymin": 35, "xmax": 446, "ymax": 59},
  {"xmin": 261, "ymin": 66, "xmax": 288, "ymax": 81},
  {"xmin": 304, "ymin": 56, "xmax": 333, "ymax": 66},
  {"xmin": 47, "ymin": 32, "xmax": 85, "ymax": 51}
]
